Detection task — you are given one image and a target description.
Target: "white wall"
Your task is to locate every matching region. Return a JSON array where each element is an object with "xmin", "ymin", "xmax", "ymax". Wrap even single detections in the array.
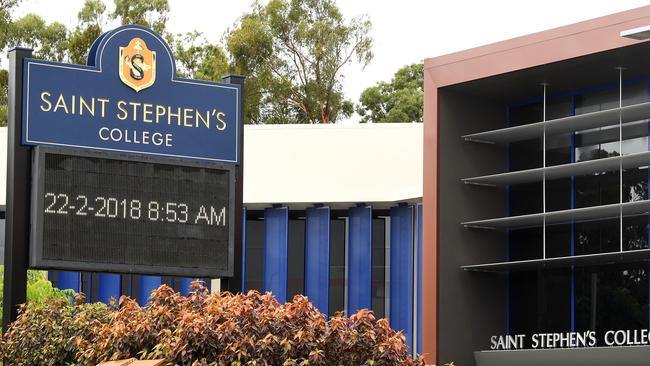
[
  {"xmin": 243, "ymin": 123, "xmax": 422, "ymax": 209},
  {"xmin": 0, "ymin": 124, "xmax": 423, "ymax": 208}
]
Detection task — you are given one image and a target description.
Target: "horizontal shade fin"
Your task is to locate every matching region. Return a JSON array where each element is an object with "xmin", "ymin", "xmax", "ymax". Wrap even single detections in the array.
[
  {"xmin": 462, "ymin": 249, "xmax": 650, "ymax": 272},
  {"xmin": 462, "ymin": 101, "xmax": 650, "ymax": 144},
  {"xmin": 462, "ymin": 151, "xmax": 650, "ymax": 186},
  {"xmin": 462, "ymin": 200, "xmax": 650, "ymax": 229}
]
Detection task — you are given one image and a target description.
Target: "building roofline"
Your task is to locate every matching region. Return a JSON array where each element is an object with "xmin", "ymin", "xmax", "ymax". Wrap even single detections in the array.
[{"xmin": 424, "ymin": 5, "xmax": 650, "ymax": 87}]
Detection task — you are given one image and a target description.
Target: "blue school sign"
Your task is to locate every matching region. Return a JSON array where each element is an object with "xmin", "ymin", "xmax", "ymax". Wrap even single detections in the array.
[{"xmin": 22, "ymin": 25, "xmax": 240, "ymax": 163}]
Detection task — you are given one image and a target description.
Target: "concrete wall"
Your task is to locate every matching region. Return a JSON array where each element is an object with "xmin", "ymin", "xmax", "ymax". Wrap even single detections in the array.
[{"xmin": 437, "ymin": 89, "xmax": 508, "ymax": 366}]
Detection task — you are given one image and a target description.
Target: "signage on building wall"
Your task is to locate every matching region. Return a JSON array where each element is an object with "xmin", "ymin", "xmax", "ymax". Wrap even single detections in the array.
[
  {"xmin": 22, "ymin": 25, "xmax": 240, "ymax": 163},
  {"xmin": 490, "ymin": 329, "xmax": 650, "ymax": 350}
]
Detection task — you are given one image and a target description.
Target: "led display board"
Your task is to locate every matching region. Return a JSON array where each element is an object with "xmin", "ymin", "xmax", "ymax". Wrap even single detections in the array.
[{"xmin": 30, "ymin": 147, "xmax": 235, "ymax": 277}]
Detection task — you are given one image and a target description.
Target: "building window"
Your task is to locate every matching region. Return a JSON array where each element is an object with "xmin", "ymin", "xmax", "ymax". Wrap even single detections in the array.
[
  {"xmin": 507, "ymin": 79, "xmax": 650, "ymax": 342},
  {"xmin": 329, "ymin": 218, "xmax": 346, "ymax": 316},
  {"xmin": 245, "ymin": 218, "xmax": 265, "ymax": 292},
  {"xmin": 372, "ymin": 217, "xmax": 387, "ymax": 319},
  {"xmin": 287, "ymin": 218, "xmax": 305, "ymax": 300}
]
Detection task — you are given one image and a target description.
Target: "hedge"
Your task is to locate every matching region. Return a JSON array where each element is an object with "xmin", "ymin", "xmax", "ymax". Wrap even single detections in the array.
[
  {"xmin": 0, "ymin": 267, "xmax": 73, "ymax": 326},
  {"xmin": 0, "ymin": 282, "xmax": 425, "ymax": 365}
]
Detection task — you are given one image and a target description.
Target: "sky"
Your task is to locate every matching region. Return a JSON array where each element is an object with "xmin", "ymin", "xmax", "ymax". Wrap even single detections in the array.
[{"xmin": 12, "ymin": 0, "xmax": 650, "ymax": 122}]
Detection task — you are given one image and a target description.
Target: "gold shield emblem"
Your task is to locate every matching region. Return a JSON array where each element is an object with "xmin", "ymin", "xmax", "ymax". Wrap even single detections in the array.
[{"xmin": 119, "ymin": 37, "xmax": 156, "ymax": 92}]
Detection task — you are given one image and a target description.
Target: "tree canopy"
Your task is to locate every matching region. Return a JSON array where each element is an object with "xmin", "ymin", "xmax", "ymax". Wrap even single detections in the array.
[
  {"xmin": 0, "ymin": 0, "xmax": 396, "ymax": 127},
  {"xmin": 227, "ymin": 0, "xmax": 373, "ymax": 124},
  {"xmin": 357, "ymin": 63, "xmax": 423, "ymax": 123},
  {"xmin": 111, "ymin": 0, "xmax": 169, "ymax": 34},
  {"xmin": 0, "ymin": 0, "xmax": 21, "ymax": 51}
]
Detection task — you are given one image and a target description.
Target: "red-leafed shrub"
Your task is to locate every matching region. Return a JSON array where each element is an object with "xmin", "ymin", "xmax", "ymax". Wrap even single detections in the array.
[{"xmin": 0, "ymin": 282, "xmax": 425, "ymax": 365}]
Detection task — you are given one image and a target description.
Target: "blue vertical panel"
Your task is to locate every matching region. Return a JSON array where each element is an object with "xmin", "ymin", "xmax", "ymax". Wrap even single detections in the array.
[
  {"xmin": 242, "ymin": 207, "xmax": 247, "ymax": 291},
  {"xmin": 416, "ymin": 204, "xmax": 423, "ymax": 355},
  {"xmin": 97, "ymin": 273, "xmax": 121, "ymax": 303},
  {"xmin": 347, "ymin": 206, "xmax": 372, "ymax": 315},
  {"xmin": 264, "ymin": 207, "xmax": 289, "ymax": 302},
  {"xmin": 305, "ymin": 207, "xmax": 330, "ymax": 313},
  {"xmin": 138, "ymin": 275, "xmax": 162, "ymax": 304},
  {"xmin": 57, "ymin": 271, "xmax": 81, "ymax": 293},
  {"xmin": 390, "ymin": 205, "xmax": 414, "ymax": 350},
  {"xmin": 179, "ymin": 277, "xmax": 194, "ymax": 296}
]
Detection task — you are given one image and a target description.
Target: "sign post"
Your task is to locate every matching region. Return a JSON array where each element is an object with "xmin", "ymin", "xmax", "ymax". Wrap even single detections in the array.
[
  {"xmin": 3, "ymin": 47, "xmax": 33, "ymax": 332},
  {"xmin": 3, "ymin": 25, "xmax": 243, "ymax": 329},
  {"xmin": 221, "ymin": 74, "xmax": 244, "ymax": 294}
]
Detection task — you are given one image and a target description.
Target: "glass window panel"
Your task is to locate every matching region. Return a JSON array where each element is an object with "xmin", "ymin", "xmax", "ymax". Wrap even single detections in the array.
[
  {"xmin": 329, "ymin": 219, "xmax": 345, "ymax": 316},
  {"xmin": 575, "ymin": 263, "xmax": 649, "ymax": 346},
  {"xmin": 510, "ymin": 139, "xmax": 542, "ymax": 171},
  {"xmin": 623, "ymin": 215, "xmax": 648, "ymax": 251},
  {"xmin": 509, "ymin": 228, "xmax": 542, "ymax": 261},
  {"xmin": 507, "ymin": 81, "xmax": 650, "ymax": 349},
  {"xmin": 624, "ymin": 136, "xmax": 648, "ymax": 155},
  {"xmin": 574, "ymin": 171, "xmax": 619, "ymax": 208},
  {"xmin": 509, "ymin": 102, "xmax": 542, "ymax": 171},
  {"xmin": 544, "ymin": 97, "xmax": 573, "ymax": 168},
  {"xmin": 574, "ymin": 219, "xmax": 620, "ymax": 255},
  {"xmin": 574, "ymin": 88, "xmax": 619, "ymax": 116},
  {"xmin": 371, "ymin": 218, "xmax": 386, "ymax": 319},
  {"xmin": 245, "ymin": 219, "xmax": 265, "ymax": 292},
  {"xmin": 624, "ymin": 166, "xmax": 648, "ymax": 203},
  {"xmin": 509, "ymin": 102, "xmax": 542, "ymax": 127},
  {"xmin": 510, "ymin": 182, "xmax": 542, "ymax": 216},
  {"xmin": 546, "ymin": 224, "xmax": 571, "ymax": 258},
  {"xmin": 287, "ymin": 219, "xmax": 305, "ymax": 300},
  {"xmin": 622, "ymin": 81, "xmax": 648, "ymax": 107},
  {"xmin": 546, "ymin": 178, "xmax": 571, "ymax": 212},
  {"xmin": 510, "ymin": 269, "xmax": 572, "ymax": 347}
]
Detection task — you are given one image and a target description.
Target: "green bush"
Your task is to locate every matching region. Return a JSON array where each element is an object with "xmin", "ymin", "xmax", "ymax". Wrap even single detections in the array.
[
  {"xmin": 0, "ymin": 267, "xmax": 74, "ymax": 325},
  {"xmin": 0, "ymin": 282, "xmax": 425, "ymax": 365},
  {"xmin": 1, "ymin": 294, "xmax": 109, "ymax": 365}
]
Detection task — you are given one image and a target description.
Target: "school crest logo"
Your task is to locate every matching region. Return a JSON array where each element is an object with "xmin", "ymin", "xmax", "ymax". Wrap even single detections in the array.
[{"xmin": 119, "ymin": 37, "xmax": 156, "ymax": 92}]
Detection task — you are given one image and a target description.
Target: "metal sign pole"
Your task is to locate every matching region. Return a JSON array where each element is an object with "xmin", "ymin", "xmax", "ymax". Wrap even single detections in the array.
[
  {"xmin": 3, "ymin": 47, "xmax": 33, "ymax": 331},
  {"xmin": 221, "ymin": 74, "xmax": 245, "ymax": 294}
]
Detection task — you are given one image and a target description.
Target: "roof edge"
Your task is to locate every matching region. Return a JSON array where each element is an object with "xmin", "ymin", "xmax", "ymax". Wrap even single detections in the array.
[{"xmin": 424, "ymin": 5, "xmax": 650, "ymax": 71}]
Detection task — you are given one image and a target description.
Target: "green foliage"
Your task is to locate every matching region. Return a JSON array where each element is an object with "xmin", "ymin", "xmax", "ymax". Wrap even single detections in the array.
[
  {"xmin": 0, "ymin": 0, "xmax": 376, "ymax": 127},
  {"xmin": 8, "ymin": 13, "xmax": 69, "ymax": 61},
  {"xmin": 1, "ymin": 294, "xmax": 109, "ymax": 365},
  {"xmin": 357, "ymin": 63, "xmax": 423, "ymax": 123},
  {"xmin": 78, "ymin": 0, "xmax": 106, "ymax": 26},
  {"xmin": 26, "ymin": 271, "xmax": 74, "ymax": 304},
  {"xmin": 68, "ymin": 23, "xmax": 103, "ymax": 65},
  {"xmin": 1, "ymin": 282, "xmax": 425, "ymax": 365},
  {"xmin": 227, "ymin": 0, "xmax": 373, "ymax": 124},
  {"xmin": 0, "ymin": 104, "xmax": 7, "ymax": 127},
  {"xmin": 0, "ymin": 267, "xmax": 74, "ymax": 326},
  {"xmin": 0, "ymin": 0, "xmax": 21, "ymax": 53},
  {"xmin": 171, "ymin": 31, "xmax": 230, "ymax": 81},
  {"xmin": 68, "ymin": 0, "xmax": 107, "ymax": 65},
  {"xmin": 111, "ymin": 0, "xmax": 169, "ymax": 34}
]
